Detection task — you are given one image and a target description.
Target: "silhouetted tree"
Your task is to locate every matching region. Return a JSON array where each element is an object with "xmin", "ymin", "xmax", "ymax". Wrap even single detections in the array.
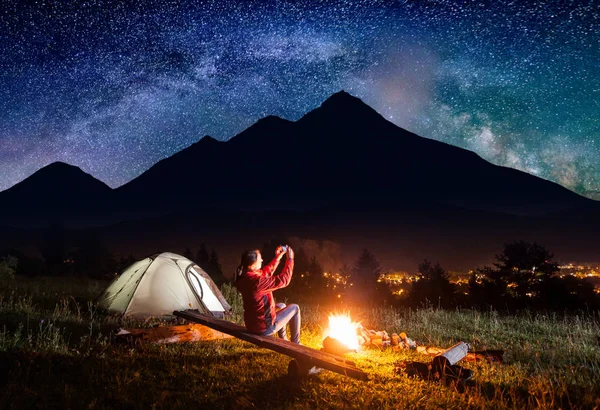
[
  {"xmin": 348, "ymin": 249, "xmax": 383, "ymax": 305},
  {"xmin": 1, "ymin": 249, "xmax": 43, "ymax": 277},
  {"xmin": 183, "ymin": 247, "xmax": 194, "ymax": 261},
  {"xmin": 408, "ymin": 260, "xmax": 456, "ymax": 309},
  {"xmin": 537, "ymin": 275, "xmax": 600, "ymax": 311},
  {"xmin": 304, "ymin": 256, "xmax": 328, "ymax": 297},
  {"xmin": 339, "ymin": 263, "xmax": 353, "ymax": 279},
  {"xmin": 470, "ymin": 241, "xmax": 565, "ymax": 310},
  {"xmin": 468, "ymin": 265, "xmax": 513, "ymax": 309},
  {"xmin": 495, "ymin": 241, "xmax": 558, "ymax": 302},
  {"xmin": 329, "ymin": 263, "xmax": 354, "ymax": 302},
  {"xmin": 195, "ymin": 244, "xmax": 210, "ymax": 266},
  {"xmin": 291, "ymin": 247, "xmax": 311, "ymax": 284},
  {"xmin": 208, "ymin": 249, "xmax": 226, "ymax": 286},
  {"xmin": 0, "ymin": 255, "xmax": 17, "ymax": 280}
]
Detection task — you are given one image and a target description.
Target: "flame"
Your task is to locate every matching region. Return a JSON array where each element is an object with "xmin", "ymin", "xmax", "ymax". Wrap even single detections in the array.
[{"xmin": 323, "ymin": 314, "xmax": 360, "ymax": 351}]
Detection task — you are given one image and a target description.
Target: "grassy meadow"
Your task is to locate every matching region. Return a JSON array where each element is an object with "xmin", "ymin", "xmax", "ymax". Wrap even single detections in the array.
[{"xmin": 1, "ymin": 276, "xmax": 599, "ymax": 409}]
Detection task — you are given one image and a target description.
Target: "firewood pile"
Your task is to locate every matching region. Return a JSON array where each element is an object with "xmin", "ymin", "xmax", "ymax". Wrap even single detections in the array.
[
  {"xmin": 355, "ymin": 324, "xmax": 417, "ymax": 350},
  {"xmin": 354, "ymin": 324, "xmax": 504, "ymax": 364}
]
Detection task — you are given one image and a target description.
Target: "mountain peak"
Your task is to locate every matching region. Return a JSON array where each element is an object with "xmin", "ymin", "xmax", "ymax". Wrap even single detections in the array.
[
  {"xmin": 30, "ymin": 161, "xmax": 94, "ymax": 181},
  {"xmin": 255, "ymin": 115, "xmax": 289, "ymax": 126},
  {"xmin": 198, "ymin": 135, "xmax": 219, "ymax": 144},
  {"xmin": 297, "ymin": 90, "xmax": 391, "ymax": 131},
  {"xmin": 44, "ymin": 161, "xmax": 82, "ymax": 172},
  {"xmin": 3, "ymin": 161, "xmax": 111, "ymax": 196},
  {"xmin": 321, "ymin": 90, "xmax": 362, "ymax": 106}
]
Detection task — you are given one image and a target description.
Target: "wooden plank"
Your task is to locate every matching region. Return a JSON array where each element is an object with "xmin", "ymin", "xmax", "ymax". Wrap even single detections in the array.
[{"xmin": 174, "ymin": 310, "xmax": 368, "ymax": 381}]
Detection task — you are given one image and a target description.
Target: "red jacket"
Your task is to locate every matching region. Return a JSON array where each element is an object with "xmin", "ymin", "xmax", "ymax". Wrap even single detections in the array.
[{"xmin": 234, "ymin": 255, "xmax": 294, "ymax": 334}]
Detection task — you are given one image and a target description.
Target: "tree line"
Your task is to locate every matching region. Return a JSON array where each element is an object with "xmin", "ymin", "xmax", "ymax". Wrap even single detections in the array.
[
  {"xmin": 365, "ymin": 241, "xmax": 598, "ymax": 312},
  {"xmin": 270, "ymin": 239, "xmax": 600, "ymax": 312},
  {"xmin": 2, "ymin": 228, "xmax": 598, "ymax": 312},
  {"xmin": 0, "ymin": 225, "xmax": 227, "ymax": 286}
]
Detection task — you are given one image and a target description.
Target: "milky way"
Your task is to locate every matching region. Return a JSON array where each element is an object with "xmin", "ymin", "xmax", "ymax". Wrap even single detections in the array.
[{"xmin": 1, "ymin": 0, "xmax": 599, "ymax": 199}]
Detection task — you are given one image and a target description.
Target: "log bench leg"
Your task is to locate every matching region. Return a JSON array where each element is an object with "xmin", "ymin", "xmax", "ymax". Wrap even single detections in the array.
[{"xmin": 287, "ymin": 359, "xmax": 313, "ymax": 380}]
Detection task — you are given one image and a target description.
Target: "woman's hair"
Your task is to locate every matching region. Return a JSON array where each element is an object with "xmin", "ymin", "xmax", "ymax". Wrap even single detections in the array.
[{"xmin": 235, "ymin": 249, "xmax": 260, "ymax": 281}]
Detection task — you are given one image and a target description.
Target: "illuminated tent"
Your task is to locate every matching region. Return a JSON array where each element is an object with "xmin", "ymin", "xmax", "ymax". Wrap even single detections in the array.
[{"xmin": 97, "ymin": 252, "xmax": 231, "ymax": 319}]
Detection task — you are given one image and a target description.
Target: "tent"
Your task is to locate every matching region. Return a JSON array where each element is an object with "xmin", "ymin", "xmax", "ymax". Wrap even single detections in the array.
[{"xmin": 97, "ymin": 252, "xmax": 231, "ymax": 319}]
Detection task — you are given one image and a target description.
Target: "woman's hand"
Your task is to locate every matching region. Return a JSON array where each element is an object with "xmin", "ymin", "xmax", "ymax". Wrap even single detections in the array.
[
  {"xmin": 287, "ymin": 247, "xmax": 294, "ymax": 260},
  {"xmin": 275, "ymin": 246, "xmax": 286, "ymax": 257}
]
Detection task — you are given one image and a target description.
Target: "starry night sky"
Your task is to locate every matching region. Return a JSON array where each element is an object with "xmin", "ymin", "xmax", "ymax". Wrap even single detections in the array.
[{"xmin": 1, "ymin": 0, "xmax": 599, "ymax": 199}]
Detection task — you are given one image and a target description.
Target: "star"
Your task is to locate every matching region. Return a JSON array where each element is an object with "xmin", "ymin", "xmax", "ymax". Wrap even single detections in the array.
[{"xmin": 1, "ymin": 0, "xmax": 598, "ymax": 199}]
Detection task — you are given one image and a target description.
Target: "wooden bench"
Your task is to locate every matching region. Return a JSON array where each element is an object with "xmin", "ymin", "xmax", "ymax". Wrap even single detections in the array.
[{"xmin": 174, "ymin": 310, "xmax": 368, "ymax": 381}]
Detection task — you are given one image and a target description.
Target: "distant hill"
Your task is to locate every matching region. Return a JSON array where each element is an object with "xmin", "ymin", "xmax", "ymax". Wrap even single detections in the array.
[
  {"xmin": 0, "ymin": 162, "xmax": 115, "ymax": 227},
  {"xmin": 2, "ymin": 161, "xmax": 111, "ymax": 200}
]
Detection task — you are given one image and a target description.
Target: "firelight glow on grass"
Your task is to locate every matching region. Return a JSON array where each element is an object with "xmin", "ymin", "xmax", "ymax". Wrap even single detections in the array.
[{"xmin": 2, "ymin": 278, "xmax": 600, "ymax": 409}]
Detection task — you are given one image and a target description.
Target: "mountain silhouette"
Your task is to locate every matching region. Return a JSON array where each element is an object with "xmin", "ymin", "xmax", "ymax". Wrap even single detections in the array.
[
  {"xmin": 113, "ymin": 90, "xmax": 594, "ymax": 216},
  {"xmin": 0, "ymin": 91, "xmax": 599, "ymax": 269},
  {"xmin": 1, "ymin": 91, "xmax": 597, "ymax": 225},
  {"xmin": 0, "ymin": 162, "xmax": 113, "ymax": 227},
  {"xmin": 3, "ymin": 162, "xmax": 111, "ymax": 199}
]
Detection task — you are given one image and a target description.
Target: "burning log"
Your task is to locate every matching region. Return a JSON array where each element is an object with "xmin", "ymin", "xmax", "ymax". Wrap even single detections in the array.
[
  {"xmin": 322, "ymin": 336, "xmax": 355, "ymax": 355},
  {"xmin": 322, "ymin": 314, "xmax": 361, "ymax": 352}
]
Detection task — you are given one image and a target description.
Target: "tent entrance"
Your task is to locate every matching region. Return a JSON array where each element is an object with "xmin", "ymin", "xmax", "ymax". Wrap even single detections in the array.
[{"xmin": 186, "ymin": 265, "xmax": 227, "ymax": 318}]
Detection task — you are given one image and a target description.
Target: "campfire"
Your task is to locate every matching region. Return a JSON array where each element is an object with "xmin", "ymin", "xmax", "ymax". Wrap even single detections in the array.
[
  {"xmin": 322, "ymin": 314, "xmax": 361, "ymax": 354},
  {"xmin": 321, "ymin": 313, "xmax": 417, "ymax": 354}
]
